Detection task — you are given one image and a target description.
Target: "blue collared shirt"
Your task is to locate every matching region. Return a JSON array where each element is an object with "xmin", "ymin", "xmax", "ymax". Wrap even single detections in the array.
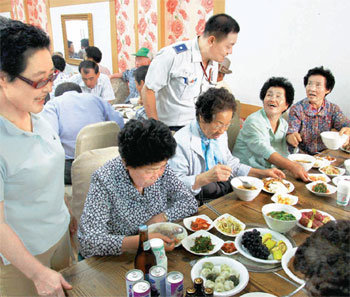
[{"xmin": 41, "ymin": 91, "xmax": 124, "ymax": 159}]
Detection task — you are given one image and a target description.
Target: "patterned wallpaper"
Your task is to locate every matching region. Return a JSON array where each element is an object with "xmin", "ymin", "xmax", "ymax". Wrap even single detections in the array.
[
  {"xmin": 164, "ymin": 0, "xmax": 213, "ymax": 46},
  {"xmin": 114, "ymin": 0, "xmax": 214, "ymax": 72},
  {"xmin": 11, "ymin": 0, "xmax": 49, "ymax": 33}
]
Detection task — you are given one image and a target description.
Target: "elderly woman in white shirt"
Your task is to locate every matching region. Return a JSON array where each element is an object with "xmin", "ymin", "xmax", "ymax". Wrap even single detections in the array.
[{"xmin": 169, "ymin": 87, "xmax": 285, "ymax": 204}]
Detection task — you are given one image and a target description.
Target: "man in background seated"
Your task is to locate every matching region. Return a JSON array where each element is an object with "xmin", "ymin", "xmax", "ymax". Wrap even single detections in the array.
[
  {"xmin": 169, "ymin": 87, "xmax": 285, "ymax": 204},
  {"xmin": 50, "ymin": 54, "xmax": 69, "ymax": 98},
  {"xmin": 85, "ymin": 46, "xmax": 111, "ymax": 76},
  {"xmin": 216, "ymin": 57, "xmax": 233, "ymax": 93},
  {"xmin": 110, "ymin": 47, "xmax": 152, "ymax": 103},
  {"xmin": 41, "ymin": 82, "xmax": 124, "ymax": 185},
  {"xmin": 70, "ymin": 60, "xmax": 115, "ymax": 102},
  {"xmin": 134, "ymin": 65, "xmax": 149, "ymax": 120}
]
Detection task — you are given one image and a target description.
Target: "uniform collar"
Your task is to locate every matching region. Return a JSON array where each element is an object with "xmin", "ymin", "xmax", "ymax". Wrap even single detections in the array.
[{"xmin": 192, "ymin": 37, "xmax": 202, "ymax": 63}]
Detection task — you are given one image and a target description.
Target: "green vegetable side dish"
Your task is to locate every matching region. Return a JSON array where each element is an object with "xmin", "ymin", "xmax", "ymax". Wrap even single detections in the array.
[
  {"xmin": 190, "ymin": 235, "xmax": 215, "ymax": 253},
  {"xmin": 312, "ymin": 183, "xmax": 328, "ymax": 193},
  {"xmin": 267, "ymin": 211, "xmax": 296, "ymax": 221}
]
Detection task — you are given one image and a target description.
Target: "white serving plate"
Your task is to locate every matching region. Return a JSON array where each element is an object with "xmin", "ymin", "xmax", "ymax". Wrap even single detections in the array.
[
  {"xmin": 307, "ymin": 173, "xmax": 331, "ymax": 183},
  {"xmin": 319, "ymin": 166, "xmax": 345, "ymax": 177},
  {"xmin": 281, "ymin": 247, "xmax": 305, "ymax": 285},
  {"xmin": 191, "ymin": 256, "xmax": 249, "ymax": 297},
  {"xmin": 332, "ymin": 175, "xmax": 350, "ymax": 186},
  {"xmin": 313, "ymin": 158, "xmax": 331, "ymax": 168},
  {"xmin": 296, "ymin": 209, "xmax": 335, "ymax": 232},
  {"xmin": 262, "ymin": 178, "xmax": 295, "ymax": 194},
  {"xmin": 271, "ymin": 193, "xmax": 298, "ymax": 205},
  {"xmin": 181, "ymin": 230, "xmax": 223, "ymax": 256},
  {"xmin": 183, "ymin": 214, "xmax": 214, "ymax": 232},
  {"xmin": 220, "ymin": 240, "xmax": 238, "ymax": 256},
  {"xmin": 305, "ymin": 181, "xmax": 337, "ymax": 197},
  {"xmin": 235, "ymin": 228, "xmax": 293, "ymax": 264},
  {"xmin": 148, "ymin": 222, "xmax": 187, "ymax": 248},
  {"xmin": 113, "ymin": 103, "xmax": 134, "ymax": 109},
  {"xmin": 213, "ymin": 213, "xmax": 246, "ymax": 237},
  {"xmin": 241, "ymin": 293, "xmax": 277, "ymax": 297}
]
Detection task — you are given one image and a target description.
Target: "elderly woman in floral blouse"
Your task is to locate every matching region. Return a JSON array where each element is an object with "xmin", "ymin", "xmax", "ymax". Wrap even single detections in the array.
[
  {"xmin": 78, "ymin": 119, "xmax": 198, "ymax": 258},
  {"xmin": 287, "ymin": 66, "xmax": 350, "ymax": 154}
]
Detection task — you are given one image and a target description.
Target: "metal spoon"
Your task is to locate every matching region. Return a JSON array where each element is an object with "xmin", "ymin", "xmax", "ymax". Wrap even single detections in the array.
[
  {"xmin": 238, "ymin": 177, "xmax": 253, "ymax": 189},
  {"xmin": 172, "ymin": 226, "xmax": 185, "ymax": 235}
]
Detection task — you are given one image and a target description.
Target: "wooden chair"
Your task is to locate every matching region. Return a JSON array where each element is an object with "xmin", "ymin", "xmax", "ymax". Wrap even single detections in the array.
[
  {"xmin": 110, "ymin": 77, "xmax": 129, "ymax": 104},
  {"xmin": 227, "ymin": 99, "xmax": 241, "ymax": 151},
  {"xmin": 75, "ymin": 121, "xmax": 120, "ymax": 158}
]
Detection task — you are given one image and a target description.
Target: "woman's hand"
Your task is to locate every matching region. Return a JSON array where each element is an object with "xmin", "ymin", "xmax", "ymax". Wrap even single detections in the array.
[
  {"xmin": 32, "ymin": 266, "xmax": 72, "ymax": 296},
  {"xmin": 146, "ymin": 213, "xmax": 167, "ymax": 225},
  {"xmin": 289, "ymin": 163, "xmax": 309, "ymax": 182},
  {"xmin": 149, "ymin": 233, "xmax": 175, "ymax": 252},
  {"xmin": 205, "ymin": 164, "xmax": 232, "ymax": 183},
  {"xmin": 339, "ymin": 127, "xmax": 350, "ymax": 136},
  {"xmin": 286, "ymin": 132, "xmax": 302, "ymax": 147},
  {"xmin": 263, "ymin": 168, "xmax": 286, "ymax": 179}
]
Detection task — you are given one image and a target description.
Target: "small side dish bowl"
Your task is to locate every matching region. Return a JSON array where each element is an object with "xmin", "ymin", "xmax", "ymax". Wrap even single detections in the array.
[
  {"xmin": 320, "ymin": 131, "xmax": 348, "ymax": 150},
  {"xmin": 183, "ymin": 214, "xmax": 214, "ymax": 232},
  {"xmin": 220, "ymin": 240, "xmax": 238, "ymax": 255},
  {"xmin": 271, "ymin": 193, "xmax": 298, "ymax": 206},
  {"xmin": 305, "ymin": 181, "xmax": 337, "ymax": 197},
  {"xmin": 287, "ymin": 153, "xmax": 316, "ymax": 171},
  {"xmin": 230, "ymin": 177, "xmax": 264, "ymax": 201},
  {"xmin": 129, "ymin": 97, "xmax": 140, "ymax": 105},
  {"xmin": 262, "ymin": 203, "xmax": 301, "ymax": 233}
]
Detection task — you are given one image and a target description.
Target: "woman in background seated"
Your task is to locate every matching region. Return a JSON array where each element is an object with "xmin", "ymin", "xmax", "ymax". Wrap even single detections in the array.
[
  {"xmin": 287, "ymin": 66, "xmax": 350, "ymax": 154},
  {"xmin": 78, "ymin": 119, "xmax": 198, "ymax": 257},
  {"xmin": 169, "ymin": 87, "xmax": 285, "ymax": 204},
  {"xmin": 294, "ymin": 220, "xmax": 350, "ymax": 296},
  {"xmin": 233, "ymin": 77, "xmax": 309, "ymax": 181}
]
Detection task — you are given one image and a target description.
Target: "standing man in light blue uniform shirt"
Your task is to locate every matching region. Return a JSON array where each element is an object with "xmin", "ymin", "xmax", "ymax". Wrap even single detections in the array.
[
  {"xmin": 41, "ymin": 82, "xmax": 124, "ymax": 184},
  {"xmin": 142, "ymin": 14, "xmax": 240, "ymax": 132}
]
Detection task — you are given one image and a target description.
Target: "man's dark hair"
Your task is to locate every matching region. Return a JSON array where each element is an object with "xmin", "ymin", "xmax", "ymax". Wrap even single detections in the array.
[
  {"xmin": 55, "ymin": 82, "xmax": 82, "ymax": 97},
  {"xmin": 81, "ymin": 38, "xmax": 89, "ymax": 48},
  {"xmin": 294, "ymin": 220, "xmax": 350, "ymax": 297},
  {"xmin": 0, "ymin": 19, "xmax": 50, "ymax": 81},
  {"xmin": 260, "ymin": 77, "xmax": 295, "ymax": 109},
  {"xmin": 203, "ymin": 14, "xmax": 240, "ymax": 42},
  {"xmin": 196, "ymin": 87, "xmax": 237, "ymax": 123},
  {"xmin": 134, "ymin": 65, "xmax": 149, "ymax": 84},
  {"xmin": 85, "ymin": 46, "xmax": 102, "ymax": 63},
  {"xmin": 52, "ymin": 54, "xmax": 66, "ymax": 72},
  {"xmin": 303, "ymin": 66, "xmax": 335, "ymax": 92},
  {"xmin": 68, "ymin": 40, "xmax": 73, "ymax": 48},
  {"xmin": 118, "ymin": 119, "xmax": 176, "ymax": 168},
  {"xmin": 78, "ymin": 60, "xmax": 99, "ymax": 74}
]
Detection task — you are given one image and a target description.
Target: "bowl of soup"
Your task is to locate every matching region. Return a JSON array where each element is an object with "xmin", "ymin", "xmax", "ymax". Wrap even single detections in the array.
[
  {"xmin": 320, "ymin": 131, "xmax": 348, "ymax": 150},
  {"xmin": 287, "ymin": 154, "xmax": 316, "ymax": 172},
  {"xmin": 262, "ymin": 203, "xmax": 301, "ymax": 233}
]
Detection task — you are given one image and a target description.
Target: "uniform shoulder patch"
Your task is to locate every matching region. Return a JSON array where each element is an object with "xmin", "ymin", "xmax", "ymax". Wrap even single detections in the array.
[{"xmin": 173, "ymin": 43, "xmax": 188, "ymax": 54}]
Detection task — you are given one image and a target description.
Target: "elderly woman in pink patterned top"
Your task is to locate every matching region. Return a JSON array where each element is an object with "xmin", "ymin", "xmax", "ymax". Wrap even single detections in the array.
[{"xmin": 287, "ymin": 66, "xmax": 350, "ymax": 155}]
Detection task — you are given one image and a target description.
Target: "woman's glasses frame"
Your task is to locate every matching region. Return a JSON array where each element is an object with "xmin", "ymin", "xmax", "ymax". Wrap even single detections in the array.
[{"xmin": 17, "ymin": 70, "xmax": 59, "ymax": 89}]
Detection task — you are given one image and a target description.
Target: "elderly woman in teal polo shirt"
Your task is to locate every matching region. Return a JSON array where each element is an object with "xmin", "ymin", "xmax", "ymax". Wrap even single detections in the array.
[{"xmin": 233, "ymin": 77, "xmax": 309, "ymax": 182}]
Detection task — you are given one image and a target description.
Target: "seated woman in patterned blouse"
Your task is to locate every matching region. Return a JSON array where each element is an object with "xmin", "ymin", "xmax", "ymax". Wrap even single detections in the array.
[
  {"xmin": 287, "ymin": 66, "xmax": 350, "ymax": 154},
  {"xmin": 78, "ymin": 119, "xmax": 198, "ymax": 257}
]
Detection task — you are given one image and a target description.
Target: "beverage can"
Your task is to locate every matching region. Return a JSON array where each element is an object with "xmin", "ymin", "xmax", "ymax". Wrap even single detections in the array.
[
  {"xmin": 132, "ymin": 280, "xmax": 151, "ymax": 297},
  {"xmin": 337, "ymin": 180, "xmax": 350, "ymax": 206},
  {"xmin": 126, "ymin": 269, "xmax": 144, "ymax": 297},
  {"xmin": 165, "ymin": 271, "xmax": 183, "ymax": 297},
  {"xmin": 149, "ymin": 265, "xmax": 166, "ymax": 297},
  {"xmin": 150, "ymin": 238, "xmax": 168, "ymax": 271}
]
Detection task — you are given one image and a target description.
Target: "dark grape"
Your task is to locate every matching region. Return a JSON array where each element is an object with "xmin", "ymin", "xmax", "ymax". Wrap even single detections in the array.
[{"xmin": 241, "ymin": 229, "xmax": 270, "ymax": 260}]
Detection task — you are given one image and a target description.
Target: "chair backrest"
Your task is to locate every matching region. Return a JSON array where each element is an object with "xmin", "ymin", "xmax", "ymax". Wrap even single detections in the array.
[
  {"xmin": 227, "ymin": 99, "xmax": 241, "ymax": 151},
  {"xmin": 71, "ymin": 146, "xmax": 120, "ymax": 225},
  {"xmin": 75, "ymin": 121, "xmax": 120, "ymax": 158},
  {"xmin": 110, "ymin": 77, "xmax": 130, "ymax": 104}
]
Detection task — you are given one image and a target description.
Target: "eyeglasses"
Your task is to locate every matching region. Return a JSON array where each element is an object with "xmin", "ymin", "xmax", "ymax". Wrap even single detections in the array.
[
  {"xmin": 213, "ymin": 121, "xmax": 231, "ymax": 130},
  {"xmin": 17, "ymin": 70, "xmax": 59, "ymax": 89}
]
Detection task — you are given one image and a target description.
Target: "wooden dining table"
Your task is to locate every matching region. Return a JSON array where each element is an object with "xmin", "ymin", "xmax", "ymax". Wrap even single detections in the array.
[{"xmin": 61, "ymin": 149, "xmax": 350, "ymax": 297}]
